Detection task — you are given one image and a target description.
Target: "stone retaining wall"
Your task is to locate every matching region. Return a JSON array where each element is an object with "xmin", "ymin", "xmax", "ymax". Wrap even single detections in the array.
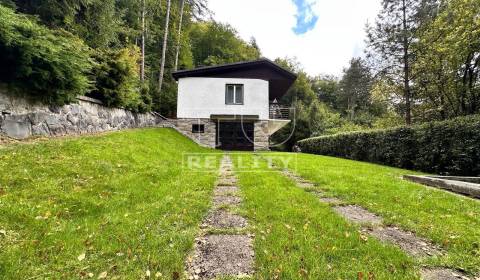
[{"xmin": 0, "ymin": 88, "xmax": 170, "ymax": 139}]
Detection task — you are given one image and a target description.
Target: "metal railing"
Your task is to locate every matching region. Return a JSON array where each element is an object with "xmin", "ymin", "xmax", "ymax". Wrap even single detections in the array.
[{"xmin": 269, "ymin": 103, "xmax": 290, "ymax": 120}]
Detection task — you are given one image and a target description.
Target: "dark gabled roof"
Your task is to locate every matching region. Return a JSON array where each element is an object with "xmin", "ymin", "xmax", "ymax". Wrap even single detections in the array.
[{"xmin": 172, "ymin": 58, "xmax": 297, "ymax": 99}]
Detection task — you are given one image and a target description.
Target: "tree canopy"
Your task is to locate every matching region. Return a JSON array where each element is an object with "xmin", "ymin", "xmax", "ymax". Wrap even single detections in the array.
[{"xmin": 0, "ymin": 0, "xmax": 478, "ymax": 149}]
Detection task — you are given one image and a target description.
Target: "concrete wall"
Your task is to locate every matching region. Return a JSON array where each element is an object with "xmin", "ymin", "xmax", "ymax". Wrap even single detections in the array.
[
  {"xmin": 0, "ymin": 89, "xmax": 169, "ymax": 139},
  {"xmin": 177, "ymin": 77, "xmax": 269, "ymax": 120}
]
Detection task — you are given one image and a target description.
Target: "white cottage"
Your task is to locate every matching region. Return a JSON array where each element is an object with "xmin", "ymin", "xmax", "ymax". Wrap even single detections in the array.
[{"xmin": 172, "ymin": 59, "xmax": 296, "ymax": 151}]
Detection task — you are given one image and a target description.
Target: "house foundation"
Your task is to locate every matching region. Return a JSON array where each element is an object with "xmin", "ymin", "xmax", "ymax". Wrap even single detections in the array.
[
  {"xmin": 174, "ymin": 118, "xmax": 270, "ymax": 151},
  {"xmin": 174, "ymin": 118, "xmax": 216, "ymax": 148}
]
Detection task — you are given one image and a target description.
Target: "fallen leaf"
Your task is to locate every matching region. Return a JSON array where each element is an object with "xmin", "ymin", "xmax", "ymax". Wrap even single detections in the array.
[
  {"xmin": 77, "ymin": 253, "xmax": 86, "ymax": 261},
  {"xmin": 98, "ymin": 271, "xmax": 107, "ymax": 279}
]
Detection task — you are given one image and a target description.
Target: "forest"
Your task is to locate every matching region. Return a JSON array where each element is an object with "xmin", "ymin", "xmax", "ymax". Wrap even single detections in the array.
[{"xmin": 0, "ymin": 0, "xmax": 479, "ymax": 149}]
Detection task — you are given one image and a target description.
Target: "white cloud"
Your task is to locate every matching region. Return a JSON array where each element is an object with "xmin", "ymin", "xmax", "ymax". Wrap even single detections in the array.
[{"xmin": 208, "ymin": 0, "xmax": 381, "ymax": 77}]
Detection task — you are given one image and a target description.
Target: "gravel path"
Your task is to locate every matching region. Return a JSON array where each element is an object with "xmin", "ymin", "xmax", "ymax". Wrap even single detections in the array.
[
  {"xmin": 280, "ymin": 168, "xmax": 472, "ymax": 280},
  {"xmin": 186, "ymin": 155, "xmax": 254, "ymax": 280}
]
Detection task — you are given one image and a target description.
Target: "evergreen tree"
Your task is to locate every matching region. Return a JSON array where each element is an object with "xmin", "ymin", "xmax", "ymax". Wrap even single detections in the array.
[
  {"xmin": 366, "ymin": 0, "xmax": 426, "ymax": 124},
  {"xmin": 337, "ymin": 58, "xmax": 373, "ymax": 121}
]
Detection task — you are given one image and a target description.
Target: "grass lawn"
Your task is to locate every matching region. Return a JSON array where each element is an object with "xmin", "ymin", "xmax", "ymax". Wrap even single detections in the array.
[
  {"xmin": 0, "ymin": 129, "xmax": 220, "ymax": 279},
  {"xmin": 273, "ymin": 153, "xmax": 480, "ymax": 275},
  {"xmin": 1, "ymin": 129, "xmax": 479, "ymax": 279},
  {"xmin": 232, "ymin": 153, "xmax": 418, "ymax": 279}
]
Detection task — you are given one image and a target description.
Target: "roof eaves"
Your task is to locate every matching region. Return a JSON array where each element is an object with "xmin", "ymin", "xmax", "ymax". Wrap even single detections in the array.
[{"xmin": 172, "ymin": 58, "xmax": 297, "ymax": 80}]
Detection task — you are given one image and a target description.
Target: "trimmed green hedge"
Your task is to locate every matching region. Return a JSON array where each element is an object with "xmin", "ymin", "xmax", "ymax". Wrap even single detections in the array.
[{"xmin": 297, "ymin": 115, "xmax": 480, "ymax": 176}]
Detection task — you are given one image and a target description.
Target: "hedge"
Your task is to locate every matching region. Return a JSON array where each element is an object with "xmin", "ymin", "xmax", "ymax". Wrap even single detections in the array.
[
  {"xmin": 297, "ymin": 115, "xmax": 480, "ymax": 176},
  {"xmin": 0, "ymin": 5, "xmax": 93, "ymax": 105}
]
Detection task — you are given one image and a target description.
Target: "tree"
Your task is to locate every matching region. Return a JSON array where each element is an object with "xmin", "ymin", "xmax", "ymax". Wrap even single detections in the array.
[
  {"xmin": 0, "ymin": 5, "xmax": 93, "ymax": 104},
  {"xmin": 337, "ymin": 58, "xmax": 373, "ymax": 120},
  {"xmin": 12, "ymin": 0, "xmax": 123, "ymax": 48},
  {"xmin": 311, "ymin": 75, "xmax": 339, "ymax": 109},
  {"xmin": 270, "ymin": 58, "xmax": 343, "ymax": 150},
  {"xmin": 140, "ymin": 0, "xmax": 146, "ymax": 82},
  {"xmin": 366, "ymin": 0, "xmax": 433, "ymax": 124},
  {"xmin": 189, "ymin": 21, "xmax": 261, "ymax": 67},
  {"xmin": 413, "ymin": 0, "xmax": 480, "ymax": 119},
  {"xmin": 3, "ymin": 0, "xmax": 257, "ymax": 116},
  {"xmin": 158, "ymin": 0, "xmax": 172, "ymax": 94},
  {"xmin": 174, "ymin": 0, "xmax": 185, "ymax": 71}
]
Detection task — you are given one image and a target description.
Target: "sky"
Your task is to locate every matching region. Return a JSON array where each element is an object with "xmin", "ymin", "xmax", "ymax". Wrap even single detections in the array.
[{"xmin": 208, "ymin": 0, "xmax": 382, "ymax": 77}]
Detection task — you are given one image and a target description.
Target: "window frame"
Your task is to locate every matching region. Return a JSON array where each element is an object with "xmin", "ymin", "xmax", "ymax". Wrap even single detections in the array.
[
  {"xmin": 225, "ymin": 84, "xmax": 244, "ymax": 105},
  {"xmin": 192, "ymin": 124, "xmax": 205, "ymax": 133}
]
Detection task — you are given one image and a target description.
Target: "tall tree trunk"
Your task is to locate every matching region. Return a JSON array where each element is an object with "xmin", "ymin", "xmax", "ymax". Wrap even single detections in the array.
[
  {"xmin": 402, "ymin": 0, "xmax": 412, "ymax": 125},
  {"xmin": 140, "ymin": 0, "xmax": 146, "ymax": 82},
  {"xmin": 158, "ymin": 0, "xmax": 171, "ymax": 94},
  {"xmin": 460, "ymin": 53, "xmax": 472, "ymax": 114},
  {"xmin": 174, "ymin": 0, "xmax": 185, "ymax": 71}
]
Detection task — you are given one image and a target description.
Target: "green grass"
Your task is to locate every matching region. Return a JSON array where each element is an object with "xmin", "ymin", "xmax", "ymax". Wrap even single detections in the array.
[
  {"xmin": 232, "ymin": 153, "xmax": 419, "ymax": 279},
  {"xmin": 1, "ymin": 129, "xmax": 479, "ymax": 279},
  {"xmin": 273, "ymin": 153, "xmax": 480, "ymax": 275},
  {"xmin": 0, "ymin": 128, "xmax": 220, "ymax": 279}
]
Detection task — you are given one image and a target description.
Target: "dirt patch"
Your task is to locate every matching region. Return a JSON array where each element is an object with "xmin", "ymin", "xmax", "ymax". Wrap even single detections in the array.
[
  {"xmin": 297, "ymin": 181, "xmax": 315, "ymax": 188},
  {"xmin": 306, "ymin": 190, "xmax": 342, "ymax": 203},
  {"xmin": 318, "ymin": 197, "xmax": 342, "ymax": 204},
  {"xmin": 186, "ymin": 234, "xmax": 254, "ymax": 279},
  {"xmin": 222, "ymin": 171, "xmax": 235, "ymax": 177},
  {"xmin": 214, "ymin": 186, "xmax": 239, "ymax": 196},
  {"xmin": 282, "ymin": 170, "xmax": 302, "ymax": 180},
  {"xmin": 0, "ymin": 135, "xmax": 19, "ymax": 146},
  {"xmin": 306, "ymin": 190, "xmax": 324, "ymax": 196},
  {"xmin": 420, "ymin": 268, "xmax": 471, "ymax": 280},
  {"xmin": 333, "ymin": 205, "xmax": 383, "ymax": 225},
  {"xmin": 213, "ymin": 195, "xmax": 242, "ymax": 207},
  {"xmin": 217, "ymin": 178, "xmax": 238, "ymax": 186},
  {"xmin": 202, "ymin": 209, "xmax": 247, "ymax": 229},
  {"xmin": 368, "ymin": 227, "xmax": 442, "ymax": 257},
  {"xmin": 281, "ymin": 170, "xmax": 316, "ymax": 188}
]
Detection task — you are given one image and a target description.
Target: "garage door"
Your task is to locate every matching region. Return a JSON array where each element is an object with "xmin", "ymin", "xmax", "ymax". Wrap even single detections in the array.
[{"xmin": 217, "ymin": 122, "xmax": 254, "ymax": 151}]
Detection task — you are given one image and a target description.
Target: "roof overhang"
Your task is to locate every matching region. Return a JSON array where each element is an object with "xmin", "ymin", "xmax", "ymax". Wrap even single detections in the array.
[
  {"xmin": 210, "ymin": 114, "xmax": 259, "ymax": 121},
  {"xmin": 172, "ymin": 58, "xmax": 297, "ymax": 100}
]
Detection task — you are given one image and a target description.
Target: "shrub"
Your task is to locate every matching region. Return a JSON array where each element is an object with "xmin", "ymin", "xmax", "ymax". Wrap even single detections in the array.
[
  {"xmin": 0, "ymin": 5, "xmax": 93, "ymax": 105},
  {"xmin": 89, "ymin": 46, "xmax": 147, "ymax": 112},
  {"xmin": 297, "ymin": 115, "xmax": 480, "ymax": 176}
]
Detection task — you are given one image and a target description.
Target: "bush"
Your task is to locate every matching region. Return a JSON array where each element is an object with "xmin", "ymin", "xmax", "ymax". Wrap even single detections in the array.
[
  {"xmin": 0, "ymin": 5, "xmax": 93, "ymax": 104},
  {"xmin": 89, "ymin": 46, "xmax": 147, "ymax": 112},
  {"xmin": 297, "ymin": 115, "xmax": 480, "ymax": 176}
]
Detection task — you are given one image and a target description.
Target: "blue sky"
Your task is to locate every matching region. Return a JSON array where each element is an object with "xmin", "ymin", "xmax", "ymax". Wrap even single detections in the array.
[
  {"xmin": 292, "ymin": 0, "xmax": 319, "ymax": 34},
  {"xmin": 208, "ymin": 0, "xmax": 381, "ymax": 76}
]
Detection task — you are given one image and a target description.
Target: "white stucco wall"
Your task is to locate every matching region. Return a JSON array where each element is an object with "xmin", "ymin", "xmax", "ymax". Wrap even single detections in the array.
[{"xmin": 177, "ymin": 77, "xmax": 269, "ymax": 119}]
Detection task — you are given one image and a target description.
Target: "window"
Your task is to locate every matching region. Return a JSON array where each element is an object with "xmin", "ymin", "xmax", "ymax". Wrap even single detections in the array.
[
  {"xmin": 225, "ymin": 84, "xmax": 244, "ymax": 105},
  {"xmin": 192, "ymin": 124, "xmax": 205, "ymax": 133}
]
